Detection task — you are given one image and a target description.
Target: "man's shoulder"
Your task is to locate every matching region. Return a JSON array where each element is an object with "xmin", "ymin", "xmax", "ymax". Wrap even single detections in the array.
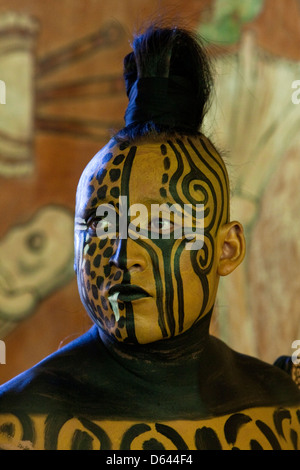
[
  {"xmin": 0, "ymin": 326, "xmax": 106, "ymax": 412},
  {"xmin": 213, "ymin": 338, "xmax": 300, "ymax": 410}
]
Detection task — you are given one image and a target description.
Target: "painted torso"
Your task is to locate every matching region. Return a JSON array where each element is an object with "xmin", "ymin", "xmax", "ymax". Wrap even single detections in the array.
[
  {"xmin": 0, "ymin": 326, "xmax": 299, "ymax": 450},
  {"xmin": 0, "ymin": 406, "xmax": 299, "ymax": 450}
]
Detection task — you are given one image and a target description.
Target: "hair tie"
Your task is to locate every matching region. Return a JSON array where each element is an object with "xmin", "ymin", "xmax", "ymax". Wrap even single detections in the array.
[{"xmin": 124, "ymin": 76, "xmax": 199, "ymax": 132}]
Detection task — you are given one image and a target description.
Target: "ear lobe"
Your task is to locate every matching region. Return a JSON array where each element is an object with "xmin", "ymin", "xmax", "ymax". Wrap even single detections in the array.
[{"xmin": 217, "ymin": 222, "xmax": 246, "ymax": 276}]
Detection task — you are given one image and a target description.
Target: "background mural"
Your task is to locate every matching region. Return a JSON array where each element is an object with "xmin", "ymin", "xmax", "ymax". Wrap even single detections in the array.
[{"xmin": 0, "ymin": 0, "xmax": 299, "ymax": 384}]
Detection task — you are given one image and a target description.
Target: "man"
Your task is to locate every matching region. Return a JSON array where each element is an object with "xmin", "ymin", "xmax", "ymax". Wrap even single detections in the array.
[{"xmin": 0, "ymin": 25, "xmax": 299, "ymax": 450}]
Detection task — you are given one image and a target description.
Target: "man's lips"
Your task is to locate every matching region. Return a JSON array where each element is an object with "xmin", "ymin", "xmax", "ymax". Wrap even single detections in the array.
[{"xmin": 108, "ymin": 284, "xmax": 150, "ymax": 301}]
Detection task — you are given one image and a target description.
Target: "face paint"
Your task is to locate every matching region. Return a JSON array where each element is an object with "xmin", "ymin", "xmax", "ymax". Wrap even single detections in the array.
[
  {"xmin": 74, "ymin": 135, "xmax": 229, "ymax": 345},
  {"xmin": 108, "ymin": 292, "xmax": 120, "ymax": 321}
]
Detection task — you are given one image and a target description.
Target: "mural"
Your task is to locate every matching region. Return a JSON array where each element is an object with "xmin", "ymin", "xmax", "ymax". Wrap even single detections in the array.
[
  {"xmin": 0, "ymin": 206, "xmax": 74, "ymax": 337},
  {"xmin": 200, "ymin": 0, "xmax": 300, "ymax": 362},
  {"xmin": 0, "ymin": 11, "xmax": 125, "ymax": 177},
  {"xmin": 0, "ymin": 12, "xmax": 38, "ymax": 176},
  {"xmin": 199, "ymin": 0, "xmax": 265, "ymax": 44}
]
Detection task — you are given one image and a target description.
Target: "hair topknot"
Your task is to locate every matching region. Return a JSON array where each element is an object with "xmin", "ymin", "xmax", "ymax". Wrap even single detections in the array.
[{"xmin": 114, "ymin": 24, "xmax": 213, "ymax": 142}]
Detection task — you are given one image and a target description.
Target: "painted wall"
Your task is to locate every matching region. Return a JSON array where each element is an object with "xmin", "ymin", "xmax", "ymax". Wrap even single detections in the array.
[{"xmin": 0, "ymin": 0, "xmax": 299, "ymax": 384}]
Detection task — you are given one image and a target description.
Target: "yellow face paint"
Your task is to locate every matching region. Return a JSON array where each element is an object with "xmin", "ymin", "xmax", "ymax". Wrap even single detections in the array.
[{"xmin": 75, "ymin": 134, "xmax": 230, "ymax": 344}]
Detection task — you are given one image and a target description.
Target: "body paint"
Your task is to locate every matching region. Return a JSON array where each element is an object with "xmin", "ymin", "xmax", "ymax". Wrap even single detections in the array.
[
  {"xmin": 75, "ymin": 134, "xmax": 229, "ymax": 344},
  {"xmin": 108, "ymin": 292, "xmax": 120, "ymax": 321}
]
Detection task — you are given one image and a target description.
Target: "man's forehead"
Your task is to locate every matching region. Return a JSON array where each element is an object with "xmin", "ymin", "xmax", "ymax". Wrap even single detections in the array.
[
  {"xmin": 79, "ymin": 136, "xmax": 207, "ymax": 187},
  {"xmin": 89, "ymin": 140, "xmax": 170, "ymax": 172},
  {"xmin": 78, "ymin": 140, "xmax": 170, "ymax": 196},
  {"xmin": 76, "ymin": 135, "xmax": 228, "ymax": 206},
  {"xmin": 78, "ymin": 158, "xmax": 164, "ymax": 218}
]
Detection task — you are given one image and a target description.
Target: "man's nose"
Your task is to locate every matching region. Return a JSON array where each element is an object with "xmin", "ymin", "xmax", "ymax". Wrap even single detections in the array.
[{"xmin": 109, "ymin": 236, "xmax": 147, "ymax": 273}]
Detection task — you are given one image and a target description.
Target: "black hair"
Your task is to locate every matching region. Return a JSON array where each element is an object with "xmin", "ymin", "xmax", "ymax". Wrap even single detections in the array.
[{"xmin": 113, "ymin": 24, "xmax": 213, "ymax": 143}]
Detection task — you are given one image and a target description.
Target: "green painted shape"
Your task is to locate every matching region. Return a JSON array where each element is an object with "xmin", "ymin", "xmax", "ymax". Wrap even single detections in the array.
[{"xmin": 198, "ymin": 0, "xmax": 265, "ymax": 44}]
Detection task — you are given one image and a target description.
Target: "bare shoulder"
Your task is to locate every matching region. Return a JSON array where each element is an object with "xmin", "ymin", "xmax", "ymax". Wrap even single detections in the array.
[{"xmin": 210, "ymin": 336, "xmax": 300, "ymax": 409}]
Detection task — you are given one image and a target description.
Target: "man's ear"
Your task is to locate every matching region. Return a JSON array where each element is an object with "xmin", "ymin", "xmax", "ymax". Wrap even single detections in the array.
[{"xmin": 217, "ymin": 221, "xmax": 246, "ymax": 276}]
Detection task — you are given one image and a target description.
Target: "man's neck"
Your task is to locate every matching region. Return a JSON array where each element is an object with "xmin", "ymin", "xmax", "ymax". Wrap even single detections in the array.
[{"xmin": 97, "ymin": 309, "xmax": 212, "ymax": 366}]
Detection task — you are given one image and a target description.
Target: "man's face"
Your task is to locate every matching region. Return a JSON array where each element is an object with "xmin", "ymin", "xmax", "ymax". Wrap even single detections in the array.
[{"xmin": 75, "ymin": 135, "xmax": 229, "ymax": 344}]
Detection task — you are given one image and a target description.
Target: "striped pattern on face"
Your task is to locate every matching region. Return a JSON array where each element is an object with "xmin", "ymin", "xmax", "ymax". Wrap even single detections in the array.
[{"xmin": 74, "ymin": 134, "xmax": 229, "ymax": 344}]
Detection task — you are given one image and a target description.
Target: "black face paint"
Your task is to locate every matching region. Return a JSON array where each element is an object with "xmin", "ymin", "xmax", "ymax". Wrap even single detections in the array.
[{"xmin": 75, "ymin": 135, "xmax": 229, "ymax": 344}]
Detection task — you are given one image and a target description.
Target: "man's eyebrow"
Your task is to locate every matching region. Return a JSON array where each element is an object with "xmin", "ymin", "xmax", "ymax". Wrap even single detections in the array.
[
  {"xmin": 136, "ymin": 197, "xmax": 168, "ymax": 205},
  {"xmin": 139, "ymin": 198, "xmax": 182, "ymax": 208},
  {"xmin": 79, "ymin": 197, "xmax": 185, "ymax": 219},
  {"xmin": 135, "ymin": 200, "xmax": 185, "ymax": 218},
  {"xmin": 80, "ymin": 200, "xmax": 117, "ymax": 221},
  {"xmin": 82, "ymin": 207, "xmax": 96, "ymax": 220}
]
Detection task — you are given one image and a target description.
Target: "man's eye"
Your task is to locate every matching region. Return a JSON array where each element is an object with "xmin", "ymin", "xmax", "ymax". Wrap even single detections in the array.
[
  {"xmin": 87, "ymin": 217, "xmax": 111, "ymax": 235},
  {"xmin": 149, "ymin": 218, "xmax": 174, "ymax": 234}
]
